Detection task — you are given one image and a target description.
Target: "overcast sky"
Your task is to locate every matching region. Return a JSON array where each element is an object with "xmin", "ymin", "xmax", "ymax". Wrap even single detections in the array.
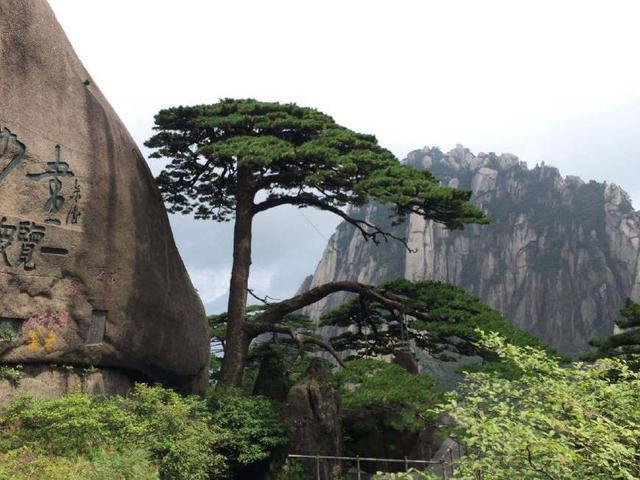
[{"xmin": 48, "ymin": 0, "xmax": 640, "ymax": 313}]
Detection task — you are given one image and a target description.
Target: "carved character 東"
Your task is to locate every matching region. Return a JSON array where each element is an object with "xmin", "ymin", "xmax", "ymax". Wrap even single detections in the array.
[{"xmin": 27, "ymin": 145, "xmax": 75, "ymax": 225}]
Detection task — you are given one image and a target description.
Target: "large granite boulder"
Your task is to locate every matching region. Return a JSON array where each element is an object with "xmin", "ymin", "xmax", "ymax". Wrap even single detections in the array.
[
  {"xmin": 0, "ymin": 364, "xmax": 133, "ymax": 404},
  {"xmin": 0, "ymin": 0, "xmax": 209, "ymax": 396}
]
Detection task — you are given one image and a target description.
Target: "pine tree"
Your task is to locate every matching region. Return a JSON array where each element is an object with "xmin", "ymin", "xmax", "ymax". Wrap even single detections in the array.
[{"xmin": 146, "ymin": 99, "xmax": 487, "ymax": 385}]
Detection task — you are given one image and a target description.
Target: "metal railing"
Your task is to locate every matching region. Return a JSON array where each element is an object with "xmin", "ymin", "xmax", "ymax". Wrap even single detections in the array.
[{"xmin": 286, "ymin": 452, "xmax": 459, "ymax": 480}]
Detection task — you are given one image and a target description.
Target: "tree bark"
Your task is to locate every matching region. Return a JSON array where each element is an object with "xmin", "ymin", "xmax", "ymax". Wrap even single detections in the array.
[{"xmin": 219, "ymin": 169, "xmax": 255, "ymax": 386}]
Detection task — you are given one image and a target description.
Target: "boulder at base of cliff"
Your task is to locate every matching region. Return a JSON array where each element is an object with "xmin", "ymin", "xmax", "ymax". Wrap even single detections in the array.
[
  {"xmin": 280, "ymin": 359, "xmax": 342, "ymax": 480},
  {"xmin": 341, "ymin": 405, "xmax": 437, "ymax": 474},
  {"xmin": 253, "ymin": 346, "xmax": 290, "ymax": 403},
  {"xmin": 0, "ymin": 0, "xmax": 209, "ymax": 397}
]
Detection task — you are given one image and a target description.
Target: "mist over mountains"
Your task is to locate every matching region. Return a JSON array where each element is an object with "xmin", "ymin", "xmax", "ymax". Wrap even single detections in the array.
[{"xmin": 300, "ymin": 145, "xmax": 640, "ymax": 355}]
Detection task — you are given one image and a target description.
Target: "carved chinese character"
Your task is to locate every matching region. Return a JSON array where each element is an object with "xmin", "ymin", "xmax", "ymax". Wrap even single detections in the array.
[
  {"xmin": 27, "ymin": 145, "xmax": 74, "ymax": 225},
  {"xmin": 16, "ymin": 221, "xmax": 46, "ymax": 271},
  {"xmin": 0, "ymin": 217, "xmax": 17, "ymax": 267},
  {"xmin": 66, "ymin": 178, "xmax": 82, "ymax": 225},
  {"xmin": 0, "ymin": 128, "xmax": 26, "ymax": 185}
]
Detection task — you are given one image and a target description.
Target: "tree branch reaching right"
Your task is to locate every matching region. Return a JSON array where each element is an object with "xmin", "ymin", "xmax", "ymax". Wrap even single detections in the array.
[{"xmin": 147, "ymin": 99, "xmax": 488, "ymax": 385}]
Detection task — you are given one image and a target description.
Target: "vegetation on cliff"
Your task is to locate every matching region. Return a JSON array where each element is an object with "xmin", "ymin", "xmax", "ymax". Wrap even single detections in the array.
[{"xmin": 591, "ymin": 298, "xmax": 640, "ymax": 368}]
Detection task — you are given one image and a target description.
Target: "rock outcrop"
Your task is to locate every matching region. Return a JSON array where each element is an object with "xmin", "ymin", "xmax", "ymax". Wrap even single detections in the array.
[
  {"xmin": 0, "ymin": 0, "xmax": 209, "ymax": 395},
  {"xmin": 0, "ymin": 364, "xmax": 133, "ymax": 404},
  {"xmin": 281, "ymin": 360, "xmax": 342, "ymax": 479},
  {"xmin": 302, "ymin": 145, "xmax": 640, "ymax": 355}
]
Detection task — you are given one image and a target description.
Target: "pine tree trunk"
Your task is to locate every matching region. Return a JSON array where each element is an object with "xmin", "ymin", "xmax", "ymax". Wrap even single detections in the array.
[{"xmin": 219, "ymin": 175, "xmax": 254, "ymax": 386}]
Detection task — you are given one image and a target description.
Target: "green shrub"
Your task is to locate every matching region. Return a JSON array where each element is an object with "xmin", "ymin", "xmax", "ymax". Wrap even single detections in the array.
[
  {"xmin": 127, "ymin": 384, "xmax": 227, "ymax": 479},
  {"xmin": 372, "ymin": 470, "xmax": 438, "ymax": 480},
  {"xmin": 439, "ymin": 332, "xmax": 640, "ymax": 479},
  {"xmin": 207, "ymin": 386, "xmax": 287, "ymax": 472},
  {"xmin": 0, "ymin": 384, "xmax": 225, "ymax": 479},
  {"xmin": 0, "ymin": 383, "xmax": 287, "ymax": 479},
  {"xmin": 2, "ymin": 393, "xmax": 134, "ymax": 455},
  {"xmin": 86, "ymin": 448, "xmax": 159, "ymax": 480},
  {"xmin": 0, "ymin": 446, "xmax": 158, "ymax": 480},
  {"xmin": 335, "ymin": 358, "xmax": 438, "ymax": 432},
  {"xmin": 0, "ymin": 364, "xmax": 22, "ymax": 385}
]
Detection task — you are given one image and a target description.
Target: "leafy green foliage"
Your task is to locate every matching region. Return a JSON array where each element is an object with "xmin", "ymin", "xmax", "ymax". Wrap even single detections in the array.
[
  {"xmin": 207, "ymin": 386, "xmax": 287, "ymax": 474},
  {"xmin": 146, "ymin": 98, "xmax": 486, "ymax": 227},
  {"xmin": 0, "ymin": 384, "xmax": 225, "ymax": 479},
  {"xmin": 0, "ymin": 447, "xmax": 158, "ymax": 480},
  {"xmin": 127, "ymin": 385, "xmax": 225, "ymax": 480},
  {"xmin": 0, "ymin": 364, "xmax": 22, "ymax": 385},
  {"xmin": 0, "ymin": 328, "xmax": 15, "ymax": 343},
  {"xmin": 335, "ymin": 358, "xmax": 438, "ymax": 432},
  {"xmin": 372, "ymin": 470, "xmax": 438, "ymax": 480},
  {"xmin": 439, "ymin": 332, "xmax": 640, "ymax": 479},
  {"xmin": 84, "ymin": 448, "xmax": 159, "ymax": 480},
  {"xmin": 323, "ymin": 280, "xmax": 542, "ymax": 358},
  {"xmin": 0, "ymin": 384, "xmax": 287, "ymax": 479},
  {"xmin": 279, "ymin": 459, "xmax": 310, "ymax": 480}
]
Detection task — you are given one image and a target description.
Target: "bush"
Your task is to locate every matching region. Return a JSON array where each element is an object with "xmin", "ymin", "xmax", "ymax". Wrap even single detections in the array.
[
  {"xmin": 126, "ymin": 384, "xmax": 227, "ymax": 479},
  {"xmin": 0, "ymin": 385, "xmax": 225, "ymax": 479},
  {"xmin": 1, "ymin": 393, "xmax": 134, "ymax": 455},
  {"xmin": 0, "ymin": 383, "xmax": 288, "ymax": 479},
  {"xmin": 207, "ymin": 386, "xmax": 287, "ymax": 474},
  {"xmin": 335, "ymin": 358, "xmax": 438, "ymax": 432},
  {"xmin": 439, "ymin": 332, "xmax": 640, "ymax": 479},
  {"xmin": 0, "ymin": 446, "xmax": 158, "ymax": 480}
]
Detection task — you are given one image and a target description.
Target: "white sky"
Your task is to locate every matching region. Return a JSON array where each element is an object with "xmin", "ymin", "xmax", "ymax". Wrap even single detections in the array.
[{"xmin": 48, "ymin": 0, "xmax": 640, "ymax": 313}]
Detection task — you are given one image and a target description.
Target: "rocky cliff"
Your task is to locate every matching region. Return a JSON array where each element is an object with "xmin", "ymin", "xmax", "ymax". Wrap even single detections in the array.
[{"xmin": 301, "ymin": 145, "xmax": 640, "ymax": 355}]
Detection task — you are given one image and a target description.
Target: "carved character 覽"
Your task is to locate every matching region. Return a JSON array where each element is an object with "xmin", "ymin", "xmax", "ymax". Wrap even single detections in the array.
[
  {"xmin": 0, "ymin": 217, "xmax": 17, "ymax": 267},
  {"xmin": 16, "ymin": 221, "xmax": 46, "ymax": 270}
]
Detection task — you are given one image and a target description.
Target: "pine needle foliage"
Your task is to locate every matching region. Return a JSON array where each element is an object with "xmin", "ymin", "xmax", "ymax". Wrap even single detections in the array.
[{"xmin": 145, "ymin": 99, "xmax": 487, "ymax": 228}]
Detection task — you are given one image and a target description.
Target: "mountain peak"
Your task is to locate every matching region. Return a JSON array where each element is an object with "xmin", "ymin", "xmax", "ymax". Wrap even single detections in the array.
[{"xmin": 303, "ymin": 146, "xmax": 640, "ymax": 355}]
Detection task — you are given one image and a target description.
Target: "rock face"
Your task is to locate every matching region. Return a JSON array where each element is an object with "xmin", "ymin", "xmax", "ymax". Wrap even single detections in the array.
[
  {"xmin": 0, "ymin": 364, "xmax": 133, "ymax": 404},
  {"xmin": 0, "ymin": 0, "xmax": 209, "ymax": 394},
  {"xmin": 302, "ymin": 145, "xmax": 640, "ymax": 355},
  {"xmin": 281, "ymin": 360, "xmax": 342, "ymax": 479},
  {"xmin": 341, "ymin": 406, "xmax": 436, "ymax": 472},
  {"xmin": 253, "ymin": 348, "xmax": 289, "ymax": 403}
]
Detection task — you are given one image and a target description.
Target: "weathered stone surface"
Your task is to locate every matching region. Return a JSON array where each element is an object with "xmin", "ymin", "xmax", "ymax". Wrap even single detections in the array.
[
  {"xmin": 0, "ymin": 0, "xmax": 209, "ymax": 393},
  {"xmin": 253, "ymin": 348, "xmax": 289, "ymax": 403},
  {"xmin": 341, "ymin": 406, "xmax": 436, "ymax": 473},
  {"xmin": 301, "ymin": 145, "xmax": 640, "ymax": 355},
  {"xmin": 0, "ymin": 364, "xmax": 134, "ymax": 404},
  {"xmin": 282, "ymin": 360, "xmax": 342, "ymax": 479}
]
